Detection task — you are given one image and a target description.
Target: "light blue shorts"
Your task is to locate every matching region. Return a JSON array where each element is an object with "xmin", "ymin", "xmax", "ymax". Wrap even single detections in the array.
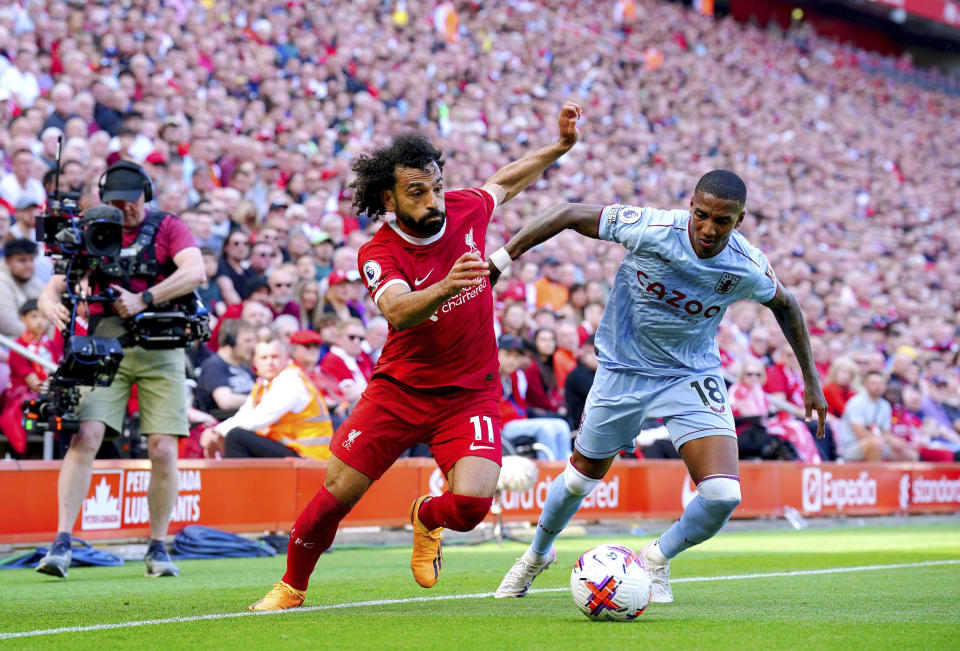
[{"xmin": 575, "ymin": 365, "xmax": 736, "ymax": 459}]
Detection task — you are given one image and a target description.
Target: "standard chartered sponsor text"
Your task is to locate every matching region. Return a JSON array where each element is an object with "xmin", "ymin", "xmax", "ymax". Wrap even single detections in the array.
[{"xmin": 912, "ymin": 476, "xmax": 960, "ymax": 504}]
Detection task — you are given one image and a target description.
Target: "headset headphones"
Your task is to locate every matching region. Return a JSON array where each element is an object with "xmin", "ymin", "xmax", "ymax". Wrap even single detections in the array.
[{"xmin": 98, "ymin": 160, "xmax": 154, "ymax": 203}]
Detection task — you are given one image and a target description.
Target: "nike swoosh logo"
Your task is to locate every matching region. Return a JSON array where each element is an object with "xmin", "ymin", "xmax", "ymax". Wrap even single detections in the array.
[
  {"xmin": 469, "ymin": 442, "xmax": 495, "ymax": 451},
  {"xmin": 414, "ymin": 270, "xmax": 434, "ymax": 286}
]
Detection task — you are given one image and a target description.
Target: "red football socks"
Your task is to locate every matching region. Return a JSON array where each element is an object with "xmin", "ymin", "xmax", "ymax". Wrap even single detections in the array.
[
  {"xmin": 282, "ymin": 486, "xmax": 352, "ymax": 591},
  {"xmin": 417, "ymin": 492, "xmax": 492, "ymax": 532}
]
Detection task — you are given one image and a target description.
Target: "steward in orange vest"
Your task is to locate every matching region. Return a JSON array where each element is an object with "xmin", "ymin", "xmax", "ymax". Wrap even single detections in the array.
[
  {"xmin": 249, "ymin": 363, "xmax": 333, "ymax": 460},
  {"xmin": 204, "ymin": 339, "xmax": 332, "ymax": 459}
]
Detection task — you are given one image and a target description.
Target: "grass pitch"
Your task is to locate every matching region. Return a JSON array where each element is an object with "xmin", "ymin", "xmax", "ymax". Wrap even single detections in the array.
[{"xmin": 1, "ymin": 522, "xmax": 957, "ymax": 649}]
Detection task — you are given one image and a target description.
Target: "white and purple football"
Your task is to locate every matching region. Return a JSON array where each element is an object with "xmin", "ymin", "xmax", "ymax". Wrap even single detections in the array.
[{"xmin": 570, "ymin": 544, "xmax": 652, "ymax": 622}]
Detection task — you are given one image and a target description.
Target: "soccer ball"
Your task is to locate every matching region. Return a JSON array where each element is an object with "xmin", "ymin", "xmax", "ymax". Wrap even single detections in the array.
[{"xmin": 570, "ymin": 544, "xmax": 652, "ymax": 621}]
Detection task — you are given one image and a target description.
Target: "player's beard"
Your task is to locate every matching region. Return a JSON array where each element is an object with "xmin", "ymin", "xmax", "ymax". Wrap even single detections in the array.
[{"xmin": 396, "ymin": 207, "xmax": 446, "ymax": 237}]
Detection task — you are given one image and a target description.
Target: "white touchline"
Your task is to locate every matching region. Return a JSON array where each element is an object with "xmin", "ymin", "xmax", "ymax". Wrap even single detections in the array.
[{"xmin": 2, "ymin": 559, "xmax": 958, "ymax": 640}]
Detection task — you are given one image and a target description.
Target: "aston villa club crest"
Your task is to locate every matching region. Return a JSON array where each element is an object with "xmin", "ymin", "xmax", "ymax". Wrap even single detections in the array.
[{"xmin": 714, "ymin": 272, "xmax": 741, "ymax": 294}]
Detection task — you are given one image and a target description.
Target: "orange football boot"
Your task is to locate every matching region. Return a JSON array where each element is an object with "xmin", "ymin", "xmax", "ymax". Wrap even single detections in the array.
[
  {"xmin": 410, "ymin": 495, "xmax": 443, "ymax": 588},
  {"xmin": 249, "ymin": 582, "xmax": 306, "ymax": 611}
]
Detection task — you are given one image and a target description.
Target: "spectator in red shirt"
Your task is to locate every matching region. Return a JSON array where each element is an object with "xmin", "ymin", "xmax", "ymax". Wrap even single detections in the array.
[
  {"xmin": 290, "ymin": 329, "xmax": 354, "ymax": 427},
  {"xmin": 822, "ymin": 356, "xmax": 860, "ymax": 418},
  {"xmin": 764, "ymin": 343, "xmax": 805, "ymax": 413},
  {"xmin": 525, "ymin": 328, "xmax": 566, "ymax": 418},
  {"xmin": 319, "ymin": 317, "xmax": 373, "ymax": 398},
  {"xmin": 0, "ymin": 300, "xmax": 62, "ymax": 455}
]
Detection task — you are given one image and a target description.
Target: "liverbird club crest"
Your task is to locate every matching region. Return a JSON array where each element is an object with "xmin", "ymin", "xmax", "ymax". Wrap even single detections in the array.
[
  {"xmin": 465, "ymin": 228, "xmax": 481, "ymax": 256},
  {"xmin": 714, "ymin": 272, "xmax": 741, "ymax": 295}
]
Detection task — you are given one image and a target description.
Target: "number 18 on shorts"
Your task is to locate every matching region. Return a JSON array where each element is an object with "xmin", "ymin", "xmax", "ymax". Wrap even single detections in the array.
[{"xmin": 575, "ymin": 366, "xmax": 737, "ymax": 459}]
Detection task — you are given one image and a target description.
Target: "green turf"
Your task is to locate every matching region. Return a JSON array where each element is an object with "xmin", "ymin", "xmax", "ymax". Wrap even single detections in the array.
[{"xmin": 1, "ymin": 523, "xmax": 958, "ymax": 649}]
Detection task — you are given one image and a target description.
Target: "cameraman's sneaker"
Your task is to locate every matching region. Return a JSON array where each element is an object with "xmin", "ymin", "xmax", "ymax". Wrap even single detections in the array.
[
  {"xmin": 641, "ymin": 540, "xmax": 673, "ymax": 603},
  {"xmin": 494, "ymin": 547, "xmax": 557, "ymax": 598},
  {"xmin": 36, "ymin": 540, "xmax": 72, "ymax": 578},
  {"xmin": 145, "ymin": 543, "xmax": 180, "ymax": 578}
]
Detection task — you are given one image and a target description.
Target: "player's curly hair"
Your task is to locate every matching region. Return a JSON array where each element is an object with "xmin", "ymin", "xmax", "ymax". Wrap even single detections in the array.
[
  {"xmin": 350, "ymin": 133, "xmax": 445, "ymax": 219},
  {"xmin": 694, "ymin": 169, "xmax": 747, "ymax": 208}
]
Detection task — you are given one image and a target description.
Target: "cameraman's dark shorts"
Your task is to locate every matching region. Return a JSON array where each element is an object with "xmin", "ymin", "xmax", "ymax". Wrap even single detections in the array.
[{"xmin": 78, "ymin": 346, "xmax": 189, "ymax": 438}]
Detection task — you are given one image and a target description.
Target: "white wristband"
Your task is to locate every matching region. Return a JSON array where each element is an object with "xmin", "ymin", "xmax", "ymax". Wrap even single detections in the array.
[{"xmin": 490, "ymin": 247, "xmax": 512, "ymax": 273}]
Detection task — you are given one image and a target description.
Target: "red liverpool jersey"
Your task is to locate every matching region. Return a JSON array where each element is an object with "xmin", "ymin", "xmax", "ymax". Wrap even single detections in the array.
[{"xmin": 358, "ymin": 188, "xmax": 498, "ymax": 390}]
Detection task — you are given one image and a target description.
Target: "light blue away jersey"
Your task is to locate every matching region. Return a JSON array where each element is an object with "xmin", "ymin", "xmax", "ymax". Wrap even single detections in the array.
[{"xmin": 595, "ymin": 204, "xmax": 778, "ymax": 376}]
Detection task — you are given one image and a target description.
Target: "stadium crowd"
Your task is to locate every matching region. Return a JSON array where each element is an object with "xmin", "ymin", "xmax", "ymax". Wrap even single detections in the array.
[{"xmin": 1, "ymin": 0, "xmax": 959, "ymax": 463}]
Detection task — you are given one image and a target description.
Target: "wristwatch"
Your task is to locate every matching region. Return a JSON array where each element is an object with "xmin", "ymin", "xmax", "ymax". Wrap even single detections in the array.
[{"xmin": 141, "ymin": 290, "xmax": 155, "ymax": 308}]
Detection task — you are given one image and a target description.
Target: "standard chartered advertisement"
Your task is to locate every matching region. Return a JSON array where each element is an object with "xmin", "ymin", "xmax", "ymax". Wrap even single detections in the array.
[
  {"xmin": 801, "ymin": 466, "xmax": 960, "ymax": 514},
  {"xmin": 899, "ymin": 472, "xmax": 960, "ymax": 509}
]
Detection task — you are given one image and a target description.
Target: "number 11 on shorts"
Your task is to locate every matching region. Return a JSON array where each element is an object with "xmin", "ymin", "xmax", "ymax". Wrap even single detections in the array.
[{"xmin": 470, "ymin": 415, "xmax": 495, "ymax": 444}]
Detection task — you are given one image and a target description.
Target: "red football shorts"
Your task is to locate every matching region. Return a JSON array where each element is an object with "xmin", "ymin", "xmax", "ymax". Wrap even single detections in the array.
[{"xmin": 331, "ymin": 376, "xmax": 502, "ymax": 480}]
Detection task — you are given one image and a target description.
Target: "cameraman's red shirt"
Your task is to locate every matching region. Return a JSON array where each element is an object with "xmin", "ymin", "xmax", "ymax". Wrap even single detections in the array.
[{"xmin": 88, "ymin": 213, "xmax": 197, "ymax": 315}]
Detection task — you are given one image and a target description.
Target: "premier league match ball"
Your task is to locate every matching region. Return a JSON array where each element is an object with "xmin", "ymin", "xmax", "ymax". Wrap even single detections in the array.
[{"xmin": 570, "ymin": 544, "xmax": 652, "ymax": 622}]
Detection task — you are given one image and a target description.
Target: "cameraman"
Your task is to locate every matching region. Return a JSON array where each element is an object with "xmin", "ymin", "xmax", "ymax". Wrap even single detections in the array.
[{"xmin": 35, "ymin": 161, "xmax": 204, "ymax": 579}]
